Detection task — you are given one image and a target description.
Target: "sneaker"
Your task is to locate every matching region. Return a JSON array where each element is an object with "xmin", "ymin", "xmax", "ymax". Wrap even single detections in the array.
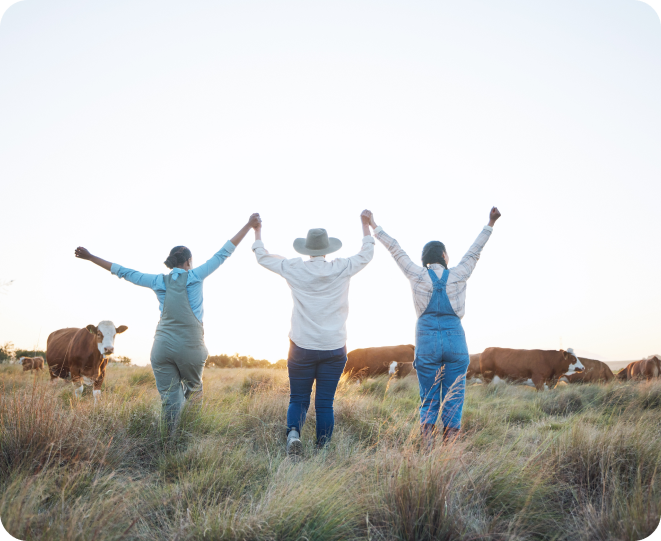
[{"xmin": 286, "ymin": 429, "xmax": 302, "ymax": 457}]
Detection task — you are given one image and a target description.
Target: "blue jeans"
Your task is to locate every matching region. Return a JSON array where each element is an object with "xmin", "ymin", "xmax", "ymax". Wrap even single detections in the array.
[
  {"xmin": 415, "ymin": 331, "xmax": 470, "ymax": 429},
  {"xmin": 286, "ymin": 341, "xmax": 347, "ymax": 446}
]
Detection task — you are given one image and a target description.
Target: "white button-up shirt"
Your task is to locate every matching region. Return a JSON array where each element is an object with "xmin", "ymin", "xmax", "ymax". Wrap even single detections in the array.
[
  {"xmin": 252, "ymin": 236, "xmax": 375, "ymax": 350},
  {"xmin": 374, "ymin": 226, "xmax": 493, "ymax": 319}
]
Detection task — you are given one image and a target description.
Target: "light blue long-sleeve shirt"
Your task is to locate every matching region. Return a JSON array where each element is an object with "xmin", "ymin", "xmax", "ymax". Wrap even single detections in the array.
[{"xmin": 110, "ymin": 241, "xmax": 236, "ymax": 322}]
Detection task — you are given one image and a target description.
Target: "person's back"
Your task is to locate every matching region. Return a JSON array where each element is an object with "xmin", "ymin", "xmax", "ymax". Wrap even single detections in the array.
[{"xmin": 252, "ymin": 211, "xmax": 375, "ymax": 455}]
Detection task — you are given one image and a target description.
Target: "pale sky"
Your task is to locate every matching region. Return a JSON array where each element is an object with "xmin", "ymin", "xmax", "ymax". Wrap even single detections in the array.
[{"xmin": 1, "ymin": 0, "xmax": 660, "ymax": 365}]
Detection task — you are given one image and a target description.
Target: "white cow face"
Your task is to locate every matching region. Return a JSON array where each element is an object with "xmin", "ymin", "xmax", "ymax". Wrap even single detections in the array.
[
  {"xmin": 561, "ymin": 350, "xmax": 585, "ymax": 377},
  {"xmin": 86, "ymin": 321, "xmax": 128, "ymax": 356}
]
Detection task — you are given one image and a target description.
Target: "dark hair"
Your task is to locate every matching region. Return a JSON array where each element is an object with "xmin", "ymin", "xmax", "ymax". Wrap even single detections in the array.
[
  {"xmin": 164, "ymin": 246, "xmax": 192, "ymax": 269},
  {"xmin": 421, "ymin": 241, "xmax": 447, "ymax": 269}
]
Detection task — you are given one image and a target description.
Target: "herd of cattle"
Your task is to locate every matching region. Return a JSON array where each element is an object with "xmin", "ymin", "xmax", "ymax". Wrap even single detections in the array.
[
  {"xmin": 342, "ymin": 345, "xmax": 661, "ymax": 390},
  {"xmin": 11, "ymin": 321, "xmax": 661, "ymax": 397}
]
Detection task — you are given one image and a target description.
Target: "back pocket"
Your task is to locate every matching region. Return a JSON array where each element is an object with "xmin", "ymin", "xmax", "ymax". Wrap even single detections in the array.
[
  {"xmin": 416, "ymin": 331, "xmax": 439, "ymax": 357},
  {"xmin": 444, "ymin": 330, "xmax": 468, "ymax": 355}
]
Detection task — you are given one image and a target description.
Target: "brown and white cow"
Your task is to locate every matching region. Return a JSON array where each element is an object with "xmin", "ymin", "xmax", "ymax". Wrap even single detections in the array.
[
  {"xmin": 560, "ymin": 355, "xmax": 614, "ymax": 384},
  {"xmin": 479, "ymin": 347, "xmax": 585, "ymax": 391},
  {"xmin": 21, "ymin": 356, "xmax": 45, "ymax": 371},
  {"xmin": 616, "ymin": 355, "xmax": 661, "ymax": 381},
  {"xmin": 344, "ymin": 345, "xmax": 415, "ymax": 381},
  {"xmin": 46, "ymin": 321, "xmax": 127, "ymax": 401}
]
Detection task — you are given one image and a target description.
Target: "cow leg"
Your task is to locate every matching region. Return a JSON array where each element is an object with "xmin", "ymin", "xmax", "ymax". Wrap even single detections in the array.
[
  {"xmin": 70, "ymin": 367, "xmax": 84, "ymax": 398},
  {"xmin": 532, "ymin": 376, "xmax": 545, "ymax": 391},
  {"xmin": 92, "ymin": 369, "xmax": 105, "ymax": 404}
]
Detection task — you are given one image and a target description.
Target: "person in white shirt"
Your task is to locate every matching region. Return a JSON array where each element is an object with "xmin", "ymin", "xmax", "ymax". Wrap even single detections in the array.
[
  {"xmin": 369, "ymin": 207, "xmax": 501, "ymax": 447},
  {"xmin": 252, "ymin": 210, "xmax": 375, "ymax": 455}
]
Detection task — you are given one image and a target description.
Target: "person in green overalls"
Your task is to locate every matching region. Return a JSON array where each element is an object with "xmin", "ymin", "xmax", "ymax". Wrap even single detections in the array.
[{"xmin": 74, "ymin": 213, "xmax": 261, "ymax": 429}]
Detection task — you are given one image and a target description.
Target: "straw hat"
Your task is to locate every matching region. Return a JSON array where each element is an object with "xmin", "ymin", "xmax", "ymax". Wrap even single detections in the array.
[{"xmin": 293, "ymin": 228, "xmax": 342, "ymax": 256}]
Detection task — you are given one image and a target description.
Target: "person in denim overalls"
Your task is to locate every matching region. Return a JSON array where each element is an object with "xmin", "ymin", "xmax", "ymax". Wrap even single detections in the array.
[
  {"xmin": 369, "ymin": 207, "xmax": 501, "ymax": 446},
  {"xmin": 415, "ymin": 266, "xmax": 469, "ymax": 444}
]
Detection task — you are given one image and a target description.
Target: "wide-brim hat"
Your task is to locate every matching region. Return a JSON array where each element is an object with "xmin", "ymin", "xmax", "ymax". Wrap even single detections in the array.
[{"xmin": 293, "ymin": 228, "xmax": 342, "ymax": 256}]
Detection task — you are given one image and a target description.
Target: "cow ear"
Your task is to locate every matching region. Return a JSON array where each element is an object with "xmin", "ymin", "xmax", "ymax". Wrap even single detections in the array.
[
  {"xmin": 86, "ymin": 325, "xmax": 97, "ymax": 334},
  {"xmin": 115, "ymin": 325, "xmax": 128, "ymax": 334}
]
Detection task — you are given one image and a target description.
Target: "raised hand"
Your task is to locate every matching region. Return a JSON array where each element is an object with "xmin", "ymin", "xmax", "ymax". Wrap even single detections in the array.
[
  {"xmin": 75, "ymin": 247, "xmax": 92, "ymax": 260},
  {"xmin": 248, "ymin": 213, "xmax": 262, "ymax": 230},
  {"xmin": 75, "ymin": 247, "xmax": 112, "ymax": 271},
  {"xmin": 488, "ymin": 206, "xmax": 501, "ymax": 227},
  {"xmin": 360, "ymin": 209, "xmax": 372, "ymax": 225}
]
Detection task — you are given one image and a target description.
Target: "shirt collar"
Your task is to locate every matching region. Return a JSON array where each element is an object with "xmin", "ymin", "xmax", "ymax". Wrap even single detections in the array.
[
  {"xmin": 170, "ymin": 267, "xmax": 186, "ymax": 280},
  {"xmin": 308, "ymin": 256, "xmax": 326, "ymax": 262},
  {"xmin": 428, "ymin": 263, "xmax": 446, "ymax": 270}
]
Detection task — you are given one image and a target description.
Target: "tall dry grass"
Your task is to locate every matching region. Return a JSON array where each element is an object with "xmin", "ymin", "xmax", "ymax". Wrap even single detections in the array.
[{"xmin": 0, "ymin": 363, "xmax": 660, "ymax": 540}]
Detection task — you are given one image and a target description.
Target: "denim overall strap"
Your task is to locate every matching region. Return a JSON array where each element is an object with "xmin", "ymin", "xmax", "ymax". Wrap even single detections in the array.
[{"xmin": 427, "ymin": 267, "xmax": 449, "ymax": 290}]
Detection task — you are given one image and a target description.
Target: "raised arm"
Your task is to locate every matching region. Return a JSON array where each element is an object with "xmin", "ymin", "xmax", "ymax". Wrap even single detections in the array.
[
  {"xmin": 368, "ymin": 213, "xmax": 424, "ymax": 281},
  {"xmin": 452, "ymin": 206, "xmax": 501, "ymax": 280},
  {"xmin": 75, "ymin": 247, "xmax": 112, "ymax": 272},
  {"xmin": 194, "ymin": 214, "xmax": 262, "ymax": 280},
  {"xmin": 251, "ymin": 215, "xmax": 288, "ymax": 276},
  {"xmin": 345, "ymin": 210, "xmax": 375, "ymax": 276},
  {"xmin": 231, "ymin": 213, "xmax": 262, "ymax": 247},
  {"xmin": 75, "ymin": 247, "xmax": 161, "ymax": 289}
]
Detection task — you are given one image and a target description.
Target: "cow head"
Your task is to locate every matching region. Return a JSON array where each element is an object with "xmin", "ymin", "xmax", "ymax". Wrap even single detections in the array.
[
  {"xmin": 560, "ymin": 349, "xmax": 585, "ymax": 377},
  {"xmin": 86, "ymin": 321, "xmax": 128, "ymax": 357}
]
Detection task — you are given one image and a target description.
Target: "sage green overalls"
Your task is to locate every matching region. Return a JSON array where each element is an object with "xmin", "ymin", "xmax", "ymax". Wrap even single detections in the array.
[{"xmin": 150, "ymin": 272, "xmax": 208, "ymax": 428}]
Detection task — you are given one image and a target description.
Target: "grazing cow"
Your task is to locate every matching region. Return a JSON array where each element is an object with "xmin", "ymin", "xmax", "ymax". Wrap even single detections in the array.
[
  {"xmin": 466, "ymin": 353, "xmax": 482, "ymax": 381},
  {"xmin": 344, "ymin": 345, "xmax": 414, "ymax": 381},
  {"xmin": 560, "ymin": 354, "xmax": 614, "ymax": 384},
  {"xmin": 479, "ymin": 347, "xmax": 585, "ymax": 391},
  {"xmin": 616, "ymin": 355, "xmax": 661, "ymax": 381},
  {"xmin": 46, "ymin": 321, "xmax": 127, "ymax": 401},
  {"xmin": 21, "ymin": 356, "xmax": 45, "ymax": 371}
]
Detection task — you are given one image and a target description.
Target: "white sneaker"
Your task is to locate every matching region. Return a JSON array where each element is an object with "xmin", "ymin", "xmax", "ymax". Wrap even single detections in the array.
[{"xmin": 286, "ymin": 429, "xmax": 302, "ymax": 457}]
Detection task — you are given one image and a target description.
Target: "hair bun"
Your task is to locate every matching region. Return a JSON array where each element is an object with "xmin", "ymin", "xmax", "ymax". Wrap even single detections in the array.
[{"xmin": 164, "ymin": 246, "xmax": 192, "ymax": 269}]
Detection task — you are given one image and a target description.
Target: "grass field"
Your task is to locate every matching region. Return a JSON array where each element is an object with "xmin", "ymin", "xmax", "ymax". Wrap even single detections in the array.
[{"xmin": 1, "ymin": 364, "xmax": 660, "ymax": 541}]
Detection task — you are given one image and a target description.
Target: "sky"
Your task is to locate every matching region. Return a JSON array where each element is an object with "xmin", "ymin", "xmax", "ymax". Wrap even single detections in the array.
[{"xmin": 0, "ymin": 0, "xmax": 660, "ymax": 366}]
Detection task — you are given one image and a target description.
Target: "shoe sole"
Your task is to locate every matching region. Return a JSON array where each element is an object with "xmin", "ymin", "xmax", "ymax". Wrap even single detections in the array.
[{"xmin": 287, "ymin": 439, "xmax": 302, "ymax": 457}]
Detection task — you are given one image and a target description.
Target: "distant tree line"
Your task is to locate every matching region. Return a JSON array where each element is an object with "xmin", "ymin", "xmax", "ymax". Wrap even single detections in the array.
[
  {"xmin": 0, "ymin": 342, "xmax": 47, "ymax": 364},
  {"xmin": 15, "ymin": 348, "xmax": 47, "ymax": 359},
  {"xmin": 206, "ymin": 353, "xmax": 287, "ymax": 369},
  {"xmin": 1, "ymin": 341, "xmax": 284, "ymax": 370}
]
